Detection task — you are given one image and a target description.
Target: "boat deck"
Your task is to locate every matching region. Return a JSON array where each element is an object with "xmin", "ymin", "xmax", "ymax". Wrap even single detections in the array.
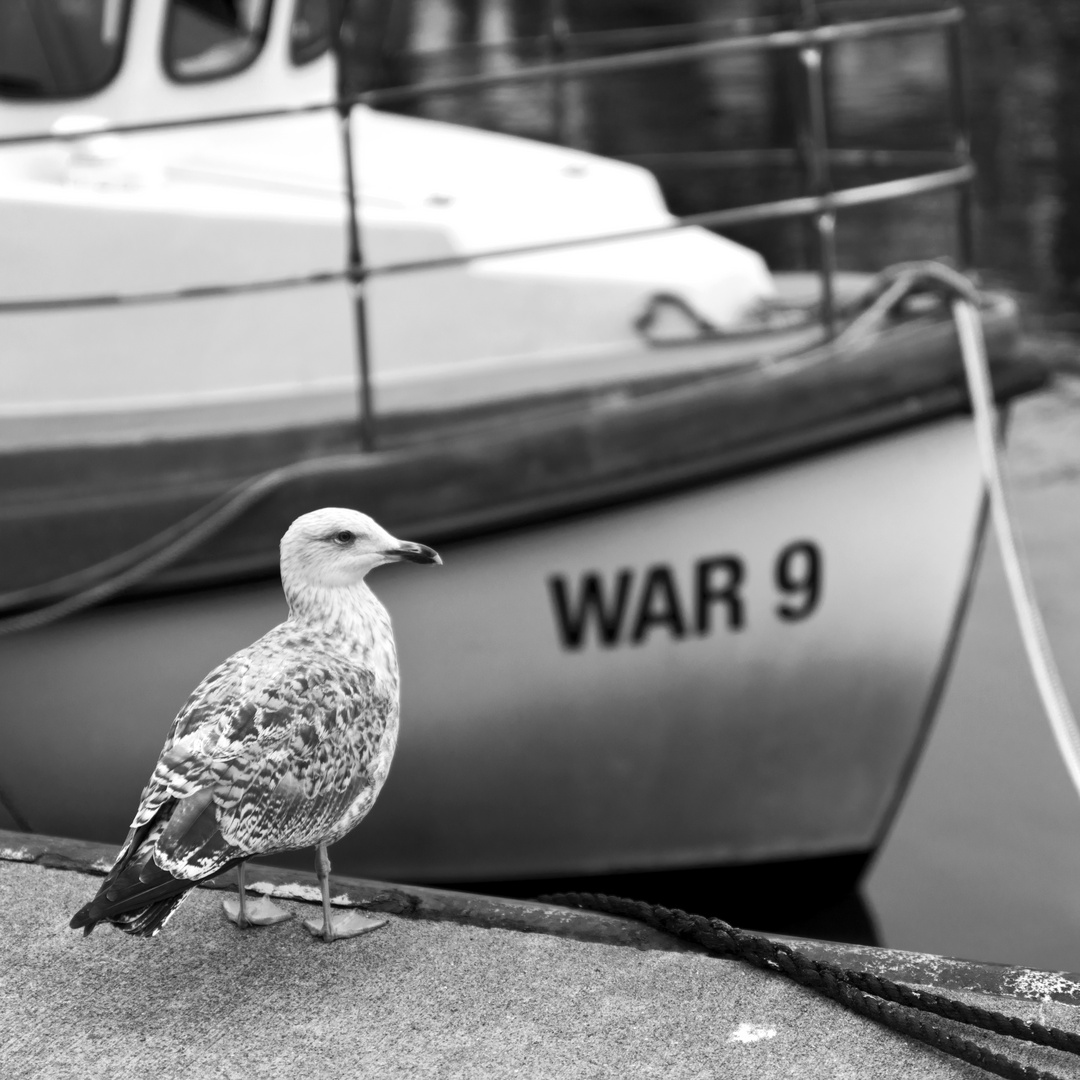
[{"xmin": 4, "ymin": 832, "xmax": 1080, "ymax": 1079}]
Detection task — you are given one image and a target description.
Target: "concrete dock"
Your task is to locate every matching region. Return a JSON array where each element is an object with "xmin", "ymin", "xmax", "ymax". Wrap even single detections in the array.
[{"xmin": 4, "ymin": 832, "xmax": 1080, "ymax": 1079}]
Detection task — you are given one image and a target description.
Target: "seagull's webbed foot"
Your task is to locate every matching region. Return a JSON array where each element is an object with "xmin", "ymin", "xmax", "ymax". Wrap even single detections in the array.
[
  {"xmin": 303, "ymin": 909, "xmax": 388, "ymax": 941},
  {"xmin": 223, "ymin": 860, "xmax": 294, "ymax": 929},
  {"xmin": 223, "ymin": 894, "xmax": 294, "ymax": 927},
  {"xmin": 304, "ymin": 842, "xmax": 387, "ymax": 942}
]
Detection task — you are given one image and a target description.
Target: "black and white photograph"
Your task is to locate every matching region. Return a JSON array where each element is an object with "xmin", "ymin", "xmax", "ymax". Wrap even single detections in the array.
[{"xmin": 3, "ymin": 0, "xmax": 1080, "ymax": 1076}]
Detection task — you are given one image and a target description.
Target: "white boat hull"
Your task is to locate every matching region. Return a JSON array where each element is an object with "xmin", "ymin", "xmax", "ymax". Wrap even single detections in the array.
[{"xmin": 0, "ymin": 414, "xmax": 984, "ymax": 883}]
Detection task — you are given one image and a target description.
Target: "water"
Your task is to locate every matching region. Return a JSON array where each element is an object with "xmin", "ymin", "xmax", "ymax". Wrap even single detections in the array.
[{"xmin": 865, "ymin": 372, "xmax": 1080, "ymax": 973}]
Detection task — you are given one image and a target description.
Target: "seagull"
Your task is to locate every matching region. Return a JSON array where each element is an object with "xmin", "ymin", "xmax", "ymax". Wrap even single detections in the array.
[{"xmin": 70, "ymin": 507, "xmax": 440, "ymax": 942}]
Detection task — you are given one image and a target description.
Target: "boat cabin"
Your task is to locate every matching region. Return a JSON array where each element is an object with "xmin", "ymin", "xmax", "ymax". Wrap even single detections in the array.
[{"xmin": 0, "ymin": 0, "xmax": 775, "ymax": 454}]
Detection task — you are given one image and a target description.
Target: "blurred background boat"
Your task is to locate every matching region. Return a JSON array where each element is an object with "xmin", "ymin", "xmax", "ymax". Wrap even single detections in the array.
[{"xmin": 0, "ymin": 0, "xmax": 1049, "ymax": 929}]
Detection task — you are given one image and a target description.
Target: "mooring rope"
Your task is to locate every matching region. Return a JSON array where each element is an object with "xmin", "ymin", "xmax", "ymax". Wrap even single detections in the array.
[
  {"xmin": 541, "ymin": 891, "xmax": 1078, "ymax": 1080},
  {"xmin": 0, "ymin": 453, "xmax": 369, "ymax": 636},
  {"xmin": 947, "ymin": 271, "xmax": 1080, "ymax": 799},
  {"xmin": 839, "ymin": 260, "xmax": 1080, "ymax": 801}
]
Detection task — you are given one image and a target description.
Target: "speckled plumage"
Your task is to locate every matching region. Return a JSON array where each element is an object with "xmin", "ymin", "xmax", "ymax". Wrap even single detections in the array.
[{"xmin": 70, "ymin": 508, "xmax": 439, "ymax": 938}]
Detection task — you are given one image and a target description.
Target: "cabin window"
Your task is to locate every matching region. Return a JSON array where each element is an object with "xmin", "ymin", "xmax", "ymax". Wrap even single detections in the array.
[
  {"xmin": 0, "ymin": 0, "xmax": 132, "ymax": 100},
  {"xmin": 164, "ymin": 0, "xmax": 273, "ymax": 83},
  {"xmin": 290, "ymin": 0, "xmax": 333, "ymax": 66}
]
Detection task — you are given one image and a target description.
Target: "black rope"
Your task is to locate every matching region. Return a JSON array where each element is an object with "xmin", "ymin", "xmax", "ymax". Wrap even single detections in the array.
[{"xmin": 539, "ymin": 891, "xmax": 1079, "ymax": 1080}]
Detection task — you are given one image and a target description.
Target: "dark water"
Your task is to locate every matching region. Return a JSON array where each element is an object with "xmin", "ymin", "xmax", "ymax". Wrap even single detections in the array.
[{"xmin": 865, "ymin": 374, "xmax": 1080, "ymax": 973}]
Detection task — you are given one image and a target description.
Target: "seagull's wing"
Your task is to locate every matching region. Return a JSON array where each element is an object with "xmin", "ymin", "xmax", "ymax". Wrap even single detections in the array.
[{"xmin": 71, "ymin": 627, "xmax": 397, "ymax": 934}]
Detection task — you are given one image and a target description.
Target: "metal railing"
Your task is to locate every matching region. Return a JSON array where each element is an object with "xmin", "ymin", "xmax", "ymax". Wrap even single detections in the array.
[
  {"xmin": 341, "ymin": 3, "xmax": 972, "ymax": 446},
  {"xmin": 0, "ymin": 7, "xmax": 966, "ymax": 148},
  {"xmin": 0, "ymin": 4, "xmax": 973, "ymax": 453}
]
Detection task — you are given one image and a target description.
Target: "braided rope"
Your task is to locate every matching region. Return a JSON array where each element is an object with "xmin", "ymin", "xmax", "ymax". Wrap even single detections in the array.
[
  {"xmin": 0, "ymin": 453, "xmax": 373, "ymax": 636},
  {"xmin": 540, "ymin": 892, "xmax": 1077, "ymax": 1080}
]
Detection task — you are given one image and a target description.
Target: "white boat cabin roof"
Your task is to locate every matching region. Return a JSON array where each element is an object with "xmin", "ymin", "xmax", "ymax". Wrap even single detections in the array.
[{"xmin": 0, "ymin": 0, "xmax": 780, "ymax": 446}]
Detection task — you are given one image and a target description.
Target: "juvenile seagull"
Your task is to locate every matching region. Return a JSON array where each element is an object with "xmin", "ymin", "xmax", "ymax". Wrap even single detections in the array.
[{"xmin": 70, "ymin": 507, "xmax": 440, "ymax": 942}]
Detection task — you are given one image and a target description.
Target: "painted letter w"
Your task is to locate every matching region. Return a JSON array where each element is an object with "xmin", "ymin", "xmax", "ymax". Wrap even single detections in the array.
[{"xmin": 548, "ymin": 571, "xmax": 633, "ymax": 650}]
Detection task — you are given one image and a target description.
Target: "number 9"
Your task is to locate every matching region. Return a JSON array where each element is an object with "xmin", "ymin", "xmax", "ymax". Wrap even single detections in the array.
[{"xmin": 775, "ymin": 541, "xmax": 822, "ymax": 621}]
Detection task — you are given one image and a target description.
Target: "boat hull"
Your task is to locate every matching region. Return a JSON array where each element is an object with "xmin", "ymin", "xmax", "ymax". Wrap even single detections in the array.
[{"xmin": 0, "ymin": 413, "xmax": 985, "ymax": 884}]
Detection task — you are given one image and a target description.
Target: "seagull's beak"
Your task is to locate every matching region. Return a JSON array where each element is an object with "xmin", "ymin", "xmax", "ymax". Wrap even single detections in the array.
[{"xmin": 385, "ymin": 541, "xmax": 442, "ymax": 565}]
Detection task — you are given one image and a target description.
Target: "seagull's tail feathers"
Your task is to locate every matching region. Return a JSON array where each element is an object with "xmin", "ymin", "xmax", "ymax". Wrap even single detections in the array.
[
  {"xmin": 74, "ymin": 889, "xmax": 193, "ymax": 938},
  {"xmin": 70, "ymin": 787, "xmax": 241, "ymax": 938},
  {"xmin": 69, "ymin": 860, "xmax": 198, "ymax": 939}
]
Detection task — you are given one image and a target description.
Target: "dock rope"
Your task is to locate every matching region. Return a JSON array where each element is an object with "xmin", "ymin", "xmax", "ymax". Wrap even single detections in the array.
[
  {"xmin": 542, "ymin": 891, "xmax": 1079, "ymax": 1080},
  {"xmin": 842, "ymin": 261, "xmax": 1080, "ymax": 798},
  {"xmin": 0, "ymin": 453, "xmax": 372, "ymax": 637},
  {"xmin": 948, "ymin": 272, "xmax": 1080, "ymax": 801}
]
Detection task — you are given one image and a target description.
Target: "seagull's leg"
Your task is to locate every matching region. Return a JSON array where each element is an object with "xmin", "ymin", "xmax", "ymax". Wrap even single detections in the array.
[
  {"xmin": 302, "ymin": 843, "xmax": 387, "ymax": 941},
  {"xmin": 238, "ymin": 861, "xmax": 250, "ymax": 926},
  {"xmin": 222, "ymin": 859, "xmax": 293, "ymax": 928},
  {"xmin": 222, "ymin": 860, "xmax": 251, "ymax": 927},
  {"xmin": 309, "ymin": 843, "xmax": 335, "ymax": 940}
]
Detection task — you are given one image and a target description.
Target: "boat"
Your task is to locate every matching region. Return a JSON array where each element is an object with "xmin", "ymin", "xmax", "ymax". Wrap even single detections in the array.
[{"xmin": 0, "ymin": 1, "xmax": 1046, "ymax": 909}]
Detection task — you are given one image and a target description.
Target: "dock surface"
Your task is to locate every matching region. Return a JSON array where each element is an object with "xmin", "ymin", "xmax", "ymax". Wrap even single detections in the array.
[{"xmin": 4, "ymin": 835, "xmax": 1080, "ymax": 1079}]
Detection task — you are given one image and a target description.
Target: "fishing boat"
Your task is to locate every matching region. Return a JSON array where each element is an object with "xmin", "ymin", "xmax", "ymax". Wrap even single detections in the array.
[{"xmin": 0, "ymin": 0, "xmax": 1044, "ymax": 908}]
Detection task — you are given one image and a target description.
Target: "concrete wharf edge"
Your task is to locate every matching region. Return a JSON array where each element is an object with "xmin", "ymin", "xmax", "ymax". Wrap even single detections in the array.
[
  {"xmin": 4, "ymin": 828, "xmax": 1080, "ymax": 1006},
  {"xmin": 5, "ymin": 829, "xmax": 1080, "ymax": 1079}
]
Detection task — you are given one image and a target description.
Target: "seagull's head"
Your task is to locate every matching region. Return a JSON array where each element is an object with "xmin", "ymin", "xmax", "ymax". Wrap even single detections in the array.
[{"xmin": 280, "ymin": 507, "xmax": 441, "ymax": 590}]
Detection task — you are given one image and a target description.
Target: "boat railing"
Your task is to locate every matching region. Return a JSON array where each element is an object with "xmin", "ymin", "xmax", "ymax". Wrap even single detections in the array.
[
  {"xmin": 351, "ymin": 4, "xmax": 971, "ymax": 337},
  {"xmin": 0, "ymin": 4, "xmax": 972, "ymax": 453}
]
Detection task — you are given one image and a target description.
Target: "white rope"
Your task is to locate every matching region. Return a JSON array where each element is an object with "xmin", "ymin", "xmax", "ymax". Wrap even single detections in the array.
[{"xmin": 952, "ymin": 294, "xmax": 1080, "ymax": 796}]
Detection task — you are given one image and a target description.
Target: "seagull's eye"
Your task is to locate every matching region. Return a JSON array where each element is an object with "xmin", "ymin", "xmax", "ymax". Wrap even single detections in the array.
[{"xmin": 331, "ymin": 530, "xmax": 355, "ymax": 546}]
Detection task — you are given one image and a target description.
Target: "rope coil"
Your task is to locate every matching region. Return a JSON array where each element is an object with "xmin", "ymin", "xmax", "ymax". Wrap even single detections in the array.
[{"xmin": 541, "ymin": 891, "xmax": 1079, "ymax": 1080}]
